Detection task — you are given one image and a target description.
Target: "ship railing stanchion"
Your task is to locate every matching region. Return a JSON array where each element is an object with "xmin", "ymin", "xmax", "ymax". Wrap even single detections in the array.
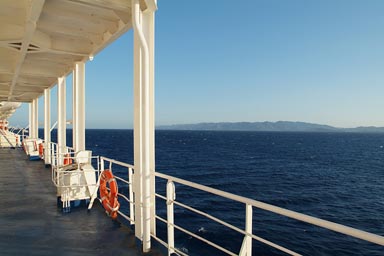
[
  {"xmin": 166, "ymin": 181, "xmax": 176, "ymax": 255},
  {"xmin": 129, "ymin": 167, "xmax": 135, "ymax": 225},
  {"xmin": 239, "ymin": 204, "xmax": 253, "ymax": 256}
]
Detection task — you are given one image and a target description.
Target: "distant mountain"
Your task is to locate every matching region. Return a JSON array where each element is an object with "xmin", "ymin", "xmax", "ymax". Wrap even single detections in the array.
[{"xmin": 157, "ymin": 121, "xmax": 384, "ymax": 133}]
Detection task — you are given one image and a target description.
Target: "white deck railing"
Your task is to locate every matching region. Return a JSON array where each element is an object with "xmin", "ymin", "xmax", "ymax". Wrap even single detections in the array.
[
  {"xmin": 91, "ymin": 155, "xmax": 384, "ymax": 255},
  {"xmin": 37, "ymin": 144, "xmax": 384, "ymax": 255},
  {"xmin": 154, "ymin": 172, "xmax": 384, "ymax": 255}
]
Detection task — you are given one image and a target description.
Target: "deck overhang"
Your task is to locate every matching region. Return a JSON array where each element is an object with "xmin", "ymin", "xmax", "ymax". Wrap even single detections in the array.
[{"xmin": 0, "ymin": 0, "xmax": 152, "ymax": 103}]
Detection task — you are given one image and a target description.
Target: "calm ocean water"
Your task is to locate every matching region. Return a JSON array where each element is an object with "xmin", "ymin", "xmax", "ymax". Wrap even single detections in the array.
[{"xmin": 49, "ymin": 130, "xmax": 384, "ymax": 255}]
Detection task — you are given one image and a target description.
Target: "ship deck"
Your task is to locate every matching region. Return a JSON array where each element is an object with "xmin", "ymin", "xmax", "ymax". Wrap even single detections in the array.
[{"xmin": 0, "ymin": 148, "xmax": 154, "ymax": 256}]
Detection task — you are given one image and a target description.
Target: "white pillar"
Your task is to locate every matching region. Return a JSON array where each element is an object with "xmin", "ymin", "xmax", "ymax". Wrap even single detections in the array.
[
  {"xmin": 44, "ymin": 88, "xmax": 51, "ymax": 165},
  {"xmin": 57, "ymin": 76, "xmax": 66, "ymax": 165},
  {"xmin": 72, "ymin": 70, "xmax": 77, "ymax": 151},
  {"xmin": 75, "ymin": 62, "xmax": 85, "ymax": 151},
  {"xmin": 28, "ymin": 102, "xmax": 32, "ymax": 138},
  {"xmin": 132, "ymin": 0, "xmax": 157, "ymax": 252},
  {"xmin": 143, "ymin": 8, "xmax": 156, "ymax": 238},
  {"xmin": 34, "ymin": 98, "xmax": 38, "ymax": 138},
  {"xmin": 30, "ymin": 98, "xmax": 38, "ymax": 139},
  {"xmin": 133, "ymin": 9, "xmax": 143, "ymax": 245}
]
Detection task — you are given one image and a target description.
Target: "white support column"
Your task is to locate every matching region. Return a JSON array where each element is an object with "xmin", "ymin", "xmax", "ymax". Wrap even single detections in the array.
[
  {"xmin": 44, "ymin": 88, "xmax": 51, "ymax": 164},
  {"xmin": 132, "ymin": 0, "xmax": 157, "ymax": 252},
  {"xmin": 143, "ymin": 7, "xmax": 156, "ymax": 237},
  {"xmin": 30, "ymin": 98, "xmax": 38, "ymax": 139},
  {"xmin": 28, "ymin": 102, "xmax": 32, "ymax": 138},
  {"xmin": 133, "ymin": 6, "xmax": 143, "ymax": 245},
  {"xmin": 57, "ymin": 76, "xmax": 66, "ymax": 166},
  {"xmin": 75, "ymin": 62, "xmax": 85, "ymax": 152},
  {"xmin": 34, "ymin": 98, "xmax": 38, "ymax": 138},
  {"xmin": 72, "ymin": 70, "xmax": 77, "ymax": 151}
]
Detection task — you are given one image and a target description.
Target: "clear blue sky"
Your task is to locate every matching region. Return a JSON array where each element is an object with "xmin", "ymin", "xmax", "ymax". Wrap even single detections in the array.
[{"xmin": 9, "ymin": 0, "xmax": 384, "ymax": 128}]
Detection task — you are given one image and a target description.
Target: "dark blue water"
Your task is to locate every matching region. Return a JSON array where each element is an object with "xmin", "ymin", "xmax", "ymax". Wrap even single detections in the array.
[{"xmin": 47, "ymin": 130, "xmax": 384, "ymax": 255}]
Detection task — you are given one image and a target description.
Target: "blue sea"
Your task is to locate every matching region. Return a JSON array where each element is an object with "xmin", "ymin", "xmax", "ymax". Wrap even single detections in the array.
[{"xmin": 49, "ymin": 130, "xmax": 384, "ymax": 255}]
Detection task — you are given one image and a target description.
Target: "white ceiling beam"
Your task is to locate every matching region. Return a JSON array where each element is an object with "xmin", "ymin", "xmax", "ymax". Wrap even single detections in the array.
[
  {"xmin": 26, "ymin": 53, "xmax": 82, "ymax": 66},
  {"xmin": 38, "ymin": 22, "xmax": 104, "ymax": 45},
  {"xmin": 20, "ymin": 64, "xmax": 66, "ymax": 78},
  {"xmin": 43, "ymin": 46, "xmax": 90, "ymax": 58},
  {"xmin": 14, "ymin": 87, "xmax": 46, "ymax": 93},
  {"xmin": 14, "ymin": 83, "xmax": 46, "ymax": 88},
  {"xmin": 17, "ymin": 76, "xmax": 53, "ymax": 85},
  {"xmin": 18, "ymin": 71, "xmax": 57, "ymax": 78},
  {"xmin": 93, "ymin": 18, "xmax": 131, "ymax": 57},
  {"xmin": 23, "ymin": 60, "xmax": 69, "ymax": 72},
  {"xmin": 112, "ymin": 10, "xmax": 131, "ymax": 24},
  {"xmin": 31, "ymin": 29, "xmax": 52, "ymax": 49},
  {"xmin": 66, "ymin": 0, "xmax": 131, "ymax": 12},
  {"xmin": 0, "ymin": 24, "xmax": 24, "ymax": 41},
  {"xmin": 39, "ymin": 12, "xmax": 106, "ymax": 34},
  {"xmin": 8, "ymin": 0, "xmax": 46, "ymax": 101},
  {"xmin": 0, "ymin": 67, "xmax": 13, "ymax": 74},
  {"xmin": 45, "ymin": 0, "xmax": 118, "ymax": 20}
]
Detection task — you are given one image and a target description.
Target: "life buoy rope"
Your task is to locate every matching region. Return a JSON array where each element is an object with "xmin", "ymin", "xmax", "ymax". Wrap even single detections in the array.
[{"xmin": 99, "ymin": 169, "xmax": 120, "ymax": 219}]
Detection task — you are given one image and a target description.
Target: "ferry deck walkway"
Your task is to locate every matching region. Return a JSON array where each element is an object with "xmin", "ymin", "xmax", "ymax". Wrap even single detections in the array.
[{"xmin": 0, "ymin": 148, "xmax": 158, "ymax": 256}]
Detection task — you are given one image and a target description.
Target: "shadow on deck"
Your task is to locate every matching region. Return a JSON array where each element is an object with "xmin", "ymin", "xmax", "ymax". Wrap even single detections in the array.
[{"xmin": 0, "ymin": 148, "xmax": 160, "ymax": 256}]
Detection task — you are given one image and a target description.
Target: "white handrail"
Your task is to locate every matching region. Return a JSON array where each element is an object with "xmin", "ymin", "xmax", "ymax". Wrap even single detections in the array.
[
  {"xmin": 100, "ymin": 156, "xmax": 134, "ymax": 169},
  {"xmin": 155, "ymin": 172, "xmax": 384, "ymax": 247},
  {"xmin": 45, "ymin": 148, "xmax": 384, "ymax": 254}
]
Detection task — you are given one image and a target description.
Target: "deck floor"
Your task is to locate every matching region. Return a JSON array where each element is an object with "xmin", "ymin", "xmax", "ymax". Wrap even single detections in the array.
[{"xmin": 0, "ymin": 148, "xmax": 155, "ymax": 256}]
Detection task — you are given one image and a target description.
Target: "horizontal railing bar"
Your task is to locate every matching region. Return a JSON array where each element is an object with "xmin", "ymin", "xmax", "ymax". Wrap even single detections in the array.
[
  {"xmin": 173, "ymin": 199, "xmax": 243, "ymax": 233},
  {"xmin": 114, "ymin": 175, "xmax": 131, "ymax": 185},
  {"xmin": 158, "ymin": 193, "xmax": 300, "ymax": 255},
  {"xmin": 250, "ymin": 234, "xmax": 301, "ymax": 256},
  {"xmin": 117, "ymin": 193, "xmax": 134, "ymax": 205},
  {"xmin": 96, "ymin": 198, "xmax": 134, "ymax": 223},
  {"xmin": 155, "ymin": 193, "xmax": 166, "ymax": 200},
  {"xmin": 151, "ymin": 235, "xmax": 189, "ymax": 256},
  {"xmin": 156, "ymin": 215, "xmax": 237, "ymax": 256},
  {"xmin": 53, "ymin": 184, "xmax": 98, "ymax": 188},
  {"xmin": 117, "ymin": 210, "xmax": 134, "ymax": 223},
  {"xmin": 100, "ymin": 156, "xmax": 134, "ymax": 169},
  {"xmin": 55, "ymin": 170, "xmax": 99, "ymax": 174},
  {"xmin": 173, "ymin": 199, "xmax": 301, "ymax": 256},
  {"xmin": 155, "ymin": 172, "xmax": 384, "ymax": 246}
]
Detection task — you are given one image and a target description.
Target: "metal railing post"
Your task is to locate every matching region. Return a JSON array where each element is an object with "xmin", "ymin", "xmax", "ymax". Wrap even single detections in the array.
[
  {"xmin": 129, "ymin": 167, "xmax": 135, "ymax": 225},
  {"xmin": 100, "ymin": 158, "xmax": 104, "ymax": 172},
  {"xmin": 166, "ymin": 181, "xmax": 176, "ymax": 255},
  {"xmin": 246, "ymin": 204, "xmax": 253, "ymax": 255},
  {"xmin": 239, "ymin": 204, "xmax": 253, "ymax": 256}
]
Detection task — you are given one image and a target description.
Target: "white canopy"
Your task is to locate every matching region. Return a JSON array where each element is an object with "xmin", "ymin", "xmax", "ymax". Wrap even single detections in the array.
[{"xmin": 0, "ymin": 0, "xmax": 145, "ymax": 103}]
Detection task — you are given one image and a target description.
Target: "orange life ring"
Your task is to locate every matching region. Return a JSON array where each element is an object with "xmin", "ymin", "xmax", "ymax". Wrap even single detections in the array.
[
  {"xmin": 38, "ymin": 143, "xmax": 44, "ymax": 158},
  {"xmin": 99, "ymin": 169, "xmax": 120, "ymax": 219},
  {"xmin": 63, "ymin": 153, "xmax": 72, "ymax": 165}
]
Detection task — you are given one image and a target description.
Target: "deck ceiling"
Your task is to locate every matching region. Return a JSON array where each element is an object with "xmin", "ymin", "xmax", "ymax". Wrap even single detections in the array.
[{"xmin": 0, "ymin": 0, "xmax": 143, "ymax": 103}]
